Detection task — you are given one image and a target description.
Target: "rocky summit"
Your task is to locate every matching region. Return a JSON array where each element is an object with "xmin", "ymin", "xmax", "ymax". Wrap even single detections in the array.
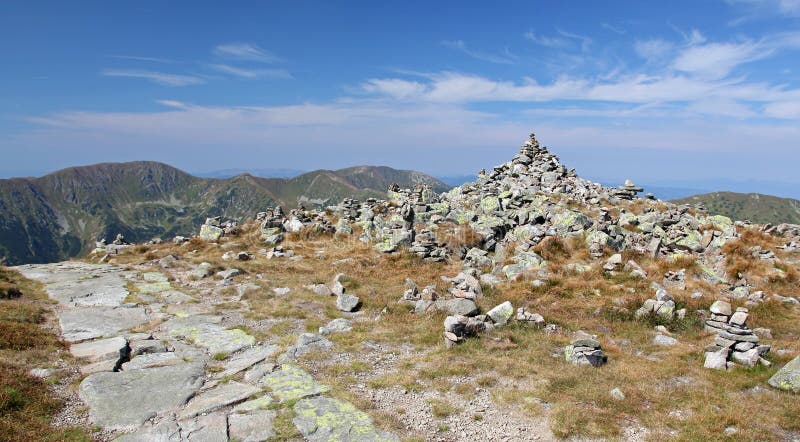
[{"xmin": 5, "ymin": 133, "xmax": 800, "ymax": 441}]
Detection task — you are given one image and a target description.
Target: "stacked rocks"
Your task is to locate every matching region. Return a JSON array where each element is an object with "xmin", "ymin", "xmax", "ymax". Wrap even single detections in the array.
[
  {"xmin": 257, "ymin": 207, "xmax": 286, "ymax": 246},
  {"xmin": 703, "ymin": 300, "xmax": 771, "ymax": 369},
  {"xmin": 443, "ymin": 270, "xmax": 483, "ymax": 299},
  {"xmin": 611, "ymin": 179, "xmax": 643, "ymax": 200},
  {"xmin": 516, "ymin": 308, "xmax": 545, "ymax": 328},
  {"xmin": 409, "ymin": 229, "xmax": 447, "ymax": 262},
  {"xmin": 635, "ymin": 287, "xmax": 684, "ymax": 320},
  {"xmin": 443, "ymin": 314, "xmax": 491, "ymax": 348},
  {"xmin": 564, "ymin": 331, "xmax": 607, "ymax": 367}
]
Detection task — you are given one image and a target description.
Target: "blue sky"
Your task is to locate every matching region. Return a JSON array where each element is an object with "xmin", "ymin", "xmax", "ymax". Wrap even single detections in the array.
[{"xmin": 2, "ymin": 1, "xmax": 800, "ymax": 195}]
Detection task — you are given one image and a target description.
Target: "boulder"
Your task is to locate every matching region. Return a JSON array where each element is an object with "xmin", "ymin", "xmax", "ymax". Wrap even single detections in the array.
[
  {"xmin": 768, "ymin": 356, "xmax": 800, "ymax": 393},
  {"xmin": 487, "ymin": 301, "xmax": 514, "ymax": 326}
]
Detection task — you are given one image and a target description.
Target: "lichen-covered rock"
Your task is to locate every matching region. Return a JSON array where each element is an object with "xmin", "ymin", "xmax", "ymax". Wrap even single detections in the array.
[
  {"xmin": 487, "ymin": 301, "xmax": 513, "ymax": 326},
  {"xmin": 768, "ymin": 356, "xmax": 800, "ymax": 393},
  {"xmin": 293, "ymin": 396, "xmax": 398, "ymax": 442},
  {"xmin": 199, "ymin": 224, "xmax": 223, "ymax": 241},
  {"xmin": 261, "ymin": 364, "xmax": 330, "ymax": 402}
]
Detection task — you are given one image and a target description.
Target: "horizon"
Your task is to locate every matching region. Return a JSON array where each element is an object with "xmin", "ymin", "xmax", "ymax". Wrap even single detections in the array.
[{"xmin": 2, "ymin": 1, "xmax": 800, "ymax": 195}]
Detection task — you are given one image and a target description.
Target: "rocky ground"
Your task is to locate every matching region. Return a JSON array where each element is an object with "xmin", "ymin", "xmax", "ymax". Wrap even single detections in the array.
[{"xmin": 9, "ymin": 133, "xmax": 800, "ymax": 441}]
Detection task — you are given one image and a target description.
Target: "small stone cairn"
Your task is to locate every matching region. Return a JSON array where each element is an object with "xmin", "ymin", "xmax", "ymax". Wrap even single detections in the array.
[
  {"xmin": 703, "ymin": 300, "xmax": 771, "ymax": 369},
  {"xmin": 564, "ymin": 331, "xmax": 608, "ymax": 367},
  {"xmin": 409, "ymin": 229, "xmax": 448, "ymax": 262}
]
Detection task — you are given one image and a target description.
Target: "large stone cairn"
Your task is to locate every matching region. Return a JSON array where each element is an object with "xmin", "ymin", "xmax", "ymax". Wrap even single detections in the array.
[
  {"xmin": 564, "ymin": 331, "xmax": 608, "ymax": 367},
  {"xmin": 703, "ymin": 300, "xmax": 771, "ymax": 369},
  {"xmin": 409, "ymin": 229, "xmax": 448, "ymax": 262},
  {"xmin": 256, "ymin": 206, "xmax": 285, "ymax": 245}
]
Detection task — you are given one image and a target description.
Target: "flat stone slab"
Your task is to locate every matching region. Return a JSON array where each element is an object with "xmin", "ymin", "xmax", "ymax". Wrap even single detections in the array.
[
  {"xmin": 15, "ymin": 262, "xmax": 132, "ymax": 307},
  {"xmin": 60, "ymin": 306, "xmax": 149, "ymax": 343},
  {"xmin": 70, "ymin": 336, "xmax": 128, "ymax": 363},
  {"xmin": 79, "ymin": 363, "xmax": 205, "ymax": 431},
  {"xmin": 215, "ymin": 344, "xmax": 279, "ymax": 379},
  {"xmin": 180, "ymin": 412, "xmax": 228, "ymax": 441},
  {"xmin": 293, "ymin": 396, "xmax": 398, "ymax": 441},
  {"xmin": 160, "ymin": 290, "xmax": 195, "ymax": 304},
  {"xmin": 114, "ymin": 417, "xmax": 181, "ymax": 442},
  {"xmin": 179, "ymin": 381, "xmax": 260, "ymax": 419},
  {"xmin": 232, "ymin": 395, "xmax": 274, "ymax": 413},
  {"xmin": 162, "ymin": 315, "xmax": 255, "ymax": 356},
  {"xmin": 261, "ymin": 364, "xmax": 329, "ymax": 402},
  {"xmin": 135, "ymin": 281, "xmax": 172, "ymax": 294},
  {"xmin": 121, "ymin": 352, "xmax": 180, "ymax": 371},
  {"xmin": 229, "ymin": 410, "xmax": 276, "ymax": 442}
]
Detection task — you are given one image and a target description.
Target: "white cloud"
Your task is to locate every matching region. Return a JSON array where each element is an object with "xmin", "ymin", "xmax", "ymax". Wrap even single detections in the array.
[
  {"xmin": 634, "ymin": 39, "xmax": 674, "ymax": 61},
  {"xmin": 672, "ymin": 41, "xmax": 768, "ymax": 78},
  {"xmin": 523, "ymin": 31, "xmax": 570, "ymax": 48},
  {"xmin": 100, "ymin": 69, "xmax": 205, "ymax": 86},
  {"xmin": 210, "ymin": 64, "xmax": 292, "ymax": 79},
  {"xmin": 213, "ymin": 43, "xmax": 282, "ymax": 63},
  {"xmin": 108, "ymin": 54, "xmax": 171, "ymax": 63},
  {"xmin": 441, "ymin": 40, "xmax": 517, "ymax": 64}
]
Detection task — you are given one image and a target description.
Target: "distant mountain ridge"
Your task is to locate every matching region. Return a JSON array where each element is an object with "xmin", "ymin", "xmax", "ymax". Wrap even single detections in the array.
[
  {"xmin": 0, "ymin": 161, "xmax": 449, "ymax": 265},
  {"xmin": 672, "ymin": 192, "xmax": 800, "ymax": 225}
]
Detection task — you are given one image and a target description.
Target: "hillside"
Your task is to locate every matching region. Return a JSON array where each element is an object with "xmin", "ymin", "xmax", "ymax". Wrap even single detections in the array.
[
  {"xmin": 0, "ymin": 162, "xmax": 448, "ymax": 264},
  {"xmin": 672, "ymin": 192, "xmax": 800, "ymax": 225}
]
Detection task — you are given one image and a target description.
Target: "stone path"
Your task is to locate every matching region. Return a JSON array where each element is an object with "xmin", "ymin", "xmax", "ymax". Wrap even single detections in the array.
[{"xmin": 15, "ymin": 262, "xmax": 397, "ymax": 442}]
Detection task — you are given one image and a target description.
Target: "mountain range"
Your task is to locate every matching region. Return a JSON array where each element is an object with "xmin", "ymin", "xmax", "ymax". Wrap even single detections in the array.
[
  {"xmin": 672, "ymin": 192, "xmax": 800, "ymax": 226},
  {"xmin": 0, "ymin": 162, "xmax": 448, "ymax": 265}
]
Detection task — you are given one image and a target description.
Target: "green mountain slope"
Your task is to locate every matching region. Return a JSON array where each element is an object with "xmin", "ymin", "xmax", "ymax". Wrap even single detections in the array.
[
  {"xmin": 672, "ymin": 192, "xmax": 800, "ymax": 225},
  {"xmin": 0, "ymin": 161, "xmax": 449, "ymax": 264}
]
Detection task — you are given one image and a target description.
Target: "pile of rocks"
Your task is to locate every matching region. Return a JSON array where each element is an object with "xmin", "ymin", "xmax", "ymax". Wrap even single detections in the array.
[
  {"xmin": 564, "ymin": 331, "xmax": 608, "ymax": 367},
  {"xmin": 331, "ymin": 273, "xmax": 360, "ymax": 312},
  {"xmin": 443, "ymin": 270, "xmax": 483, "ymax": 300},
  {"xmin": 443, "ymin": 301, "xmax": 515, "ymax": 348},
  {"xmin": 635, "ymin": 286, "xmax": 685, "ymax": 321},
  {"xmin": 409, "ymin": 229, "xmax": 447, "ymax": 262},
  {"xmin": 257, "ymin": 207, "xmax": 285, "ymax": 245},
  {"xmin": 610, "ymin": 179, "xmax": 644, "ymax": 200},
  {"xmin": 703, "ymin": 300, "xmax": 771, "ymax": 369},
  {"xmin": 199, "ymin": 217, "xmax": 225, "ymax": 241}
]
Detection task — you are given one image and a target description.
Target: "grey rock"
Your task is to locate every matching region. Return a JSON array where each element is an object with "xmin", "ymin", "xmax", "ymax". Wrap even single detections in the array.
[
  {"xmin": 79, "ymin": 363, "xmax": 205, "ymax": 430},
  {"xmin": 336, "ymin": 293, "xmax": 361, "ymax": 312},
  {"xmin": 179, "ymin": 381, "xmax": 260, "ymax": 419},
  {"xmin": 319, "ymin": 318, "xmax": 353, "ymax": 335},
  {"xmin": 709, "ymin": 300, "xmax": 732, "ymax": 316},
  {"xmin": 768, "ymin": 356, "xmax": 800, "ymax": 392},
  {"xmin": 121, "ymin": 352, "xmax": 180, "ymax": 371},
  {"xmin": 114, "ymin": 417, "xmax": 181, "ymax": 442},
  {"xmin": 293, "ymin": 396, "xmax": 398, "ymax": 442},
  {"xmin": 435, "ymin": 298, "xmax": 479, "ymax": 316},
  {"xmin": 59, "ymin": 307, "xmax": 149, "ymax": 343},
  {"xmin": 216, "ymin": 345, "xmax": 279, "ymax": 379},
  {"xmin": 653, "ymin": 334, "xmax": 678, "ymax": 346},
  {"xmin": 486, "ymin": 301, "xmax": 514, "ymax": 326},
  {"xmin": 228, "ymin": 410, "xmax": 276, "ymax": 442},
  {"xmin": 180, "ymin": 412, "xmax": 227, "ymax": 442},
  {"xmin": 261, "ymin": 364, "xmax": 329, "ymax": 402}
]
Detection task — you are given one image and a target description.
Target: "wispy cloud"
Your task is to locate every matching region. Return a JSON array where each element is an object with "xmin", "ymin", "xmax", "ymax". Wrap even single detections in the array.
[
  {"xmin": 634, "ymin": 39, "xmax": 674, "ymax": 62},
  {"xmin": 672, "ymin": 40, "xmax": 767, "ymax": 78},
  {"xmin": 107, "ymin": 54, "xmax": 171, "ymax": 63},
  {"xmin": 523, "ymin": 30, "xmax": 570, "ymax": 48},
  {"xmin": 101, "ymin": 69, "xmax": 205, "ymax": 86},
  {"xmin": 210, "ymin": 64, "xmax": 292, "ymax": 79},
  {"xmin": 601, "ymin": 23, "xmax": 626, "ymax": 35},
  {"xmin": 557, "ymin": 29, "xmax": 593, "ymax": 52},
  {"xmin": 213, "ymin": 43, "xmax": 282, "ymax": 63},
  {"xmin": 441, "ymin": 40, "xmax": 517, "ymax": 64}
]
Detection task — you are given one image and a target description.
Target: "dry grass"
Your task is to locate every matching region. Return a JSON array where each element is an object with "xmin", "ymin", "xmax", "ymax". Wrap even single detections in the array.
[
  {"xmin": 0, "ymin": 266, "xmax": 91, "ymax": 441},
  {"xmin": 92, "ymin": 221, "xmax": 800, "ymax": 440}
]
